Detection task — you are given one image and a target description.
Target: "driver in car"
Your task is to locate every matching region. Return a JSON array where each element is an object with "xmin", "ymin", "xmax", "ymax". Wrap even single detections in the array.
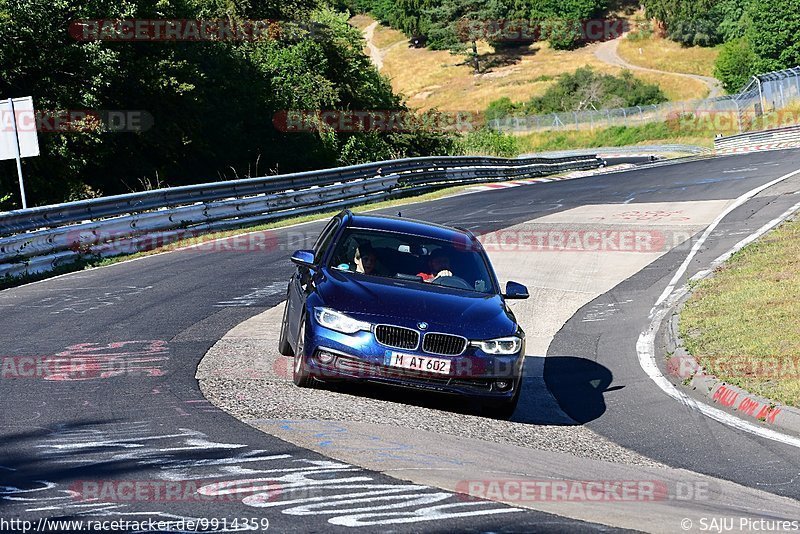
[
  {"xmin": 354, "ymin": 245, "xmax": 380, "ymax": 275},
  {"xmin": 417, "ymin": 248, "xmax": 453, "ymax": 281}
]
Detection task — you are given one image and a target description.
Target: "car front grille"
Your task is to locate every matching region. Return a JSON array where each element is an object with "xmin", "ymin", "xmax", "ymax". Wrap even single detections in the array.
[
  {"xmin": 374, "ymin": 324, "xmax": 419, "ymax": 350},
  {"xmin": 422, "ymin": 333, "xmax": 468, "ymax": 356}
]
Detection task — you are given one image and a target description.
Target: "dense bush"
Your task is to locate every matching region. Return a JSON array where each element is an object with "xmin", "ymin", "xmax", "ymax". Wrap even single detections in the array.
[
  {"xmin": 525, "ymin": 67, "xmax": 667, "ymax": 113},
  {"xmin": 461, "ymin": 128, "xmax": 520, "ymax": 157},
  {"xmin": 484, "ymin": 68, "xmax": 667, "ymax": 121},
  {"xmin": 485, "ymin": 97, "xmax": 518, "ymax": 121}
]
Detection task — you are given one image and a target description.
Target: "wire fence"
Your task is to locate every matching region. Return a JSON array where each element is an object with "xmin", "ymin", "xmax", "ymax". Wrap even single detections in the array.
[{"xmin": 488, "ymin": 66, "xmax": 800, "ymax": 135}]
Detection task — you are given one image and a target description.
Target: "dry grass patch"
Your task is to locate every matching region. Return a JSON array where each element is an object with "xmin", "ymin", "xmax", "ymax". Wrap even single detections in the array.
[
  {"xmin": 634, "ymin": 71, "xmax": 710, "ymax": 101},
  {"xmin": 618, "ymin": 36, "xmax": 720, "ymax": 78},
  {"xmin": 370, "ymin": 22, "xmax": 407, "ymax": 49},
  {"xmin": 680, "ymin": 217, "xmax": 800, "ymax": 408},
  {"xmin": 349, "ymin": 14, "xmax": 374, "ymax": 31}
]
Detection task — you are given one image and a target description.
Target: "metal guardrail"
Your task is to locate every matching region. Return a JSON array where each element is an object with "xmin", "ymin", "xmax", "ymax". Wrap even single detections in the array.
[
  {"xmin": 715, "ymin": 124, "xmax": 800, "ymax": 153},
  {"xmin": 0, "ymin": 154, "xmax": 602, "ymax": 279}
]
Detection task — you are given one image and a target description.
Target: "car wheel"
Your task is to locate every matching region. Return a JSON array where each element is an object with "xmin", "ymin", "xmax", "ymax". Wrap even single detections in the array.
[
  {"xmin": 293, "ymin": 316, "xmax": 313, "ymax": 387},
  {"xmin": 485, "ymin": 383, "xmax": 521, "ymax": 419},
  {"xmin": 278, "ymin": 300, "xmax": 294, "ymax": 357}
]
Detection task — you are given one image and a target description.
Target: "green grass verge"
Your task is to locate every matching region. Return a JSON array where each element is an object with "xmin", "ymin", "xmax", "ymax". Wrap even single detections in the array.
[
  {"xmin": 516, "ymin": 122, "xmax": 714, "ymax": 153},
  {"xmin": 680, "ymin": 217, "xmax": 800, "ymax": 408},
  {"xmin": 0, "ymin": 185, "xmax": 469, "ymax": 291}
]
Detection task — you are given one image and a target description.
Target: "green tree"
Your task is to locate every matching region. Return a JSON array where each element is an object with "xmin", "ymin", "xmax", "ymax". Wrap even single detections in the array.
[
  {"xmin": 745, "ymin": 0, "xmax": 800, "ymax": 73},
  {"xmin": 714, "ymin": 37, "xmax": 757, "ymax": 93},
  {"xmin": 425, "ymin": 0, "xmax": 501, "ymax": 72},
  {"xmin": 529, "ymin": 0, "xmax": 608, "ymax": 50},
  {"xmin": 642, "ymin": 0, "xmax": 746, "ymax": 46}
]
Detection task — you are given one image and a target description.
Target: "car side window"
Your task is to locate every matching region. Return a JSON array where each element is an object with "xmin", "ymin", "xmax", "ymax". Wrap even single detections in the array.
[{"xmin": 313, "ymin": 218, "xmax": 340, "ymax": 263}]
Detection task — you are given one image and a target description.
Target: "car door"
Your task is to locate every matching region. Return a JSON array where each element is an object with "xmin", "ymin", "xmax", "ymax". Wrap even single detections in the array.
[{"xmin": 287, "ymin": 216, "xmax": 341, "ymax": 345}]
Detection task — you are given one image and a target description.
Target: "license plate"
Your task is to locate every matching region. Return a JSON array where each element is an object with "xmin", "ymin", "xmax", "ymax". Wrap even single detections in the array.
[{"xmin": 386, "ymin": 351, "xmax": 451, "ymax": 374}]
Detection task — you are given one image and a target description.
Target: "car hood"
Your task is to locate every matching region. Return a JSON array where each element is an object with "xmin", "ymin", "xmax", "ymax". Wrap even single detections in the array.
[{"xmin": 315, "ymin": 269, "xmax": 518, "ymax": 339}]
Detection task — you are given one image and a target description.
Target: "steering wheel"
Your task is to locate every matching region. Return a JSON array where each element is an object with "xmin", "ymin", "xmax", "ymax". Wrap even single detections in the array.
[{"xmin": 430, "ymin": 275, "xmax": 472, "ymax": 290}]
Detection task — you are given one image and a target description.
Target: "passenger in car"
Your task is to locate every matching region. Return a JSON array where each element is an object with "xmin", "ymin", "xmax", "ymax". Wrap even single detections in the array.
[{"xmin": 417, "ymin": 248, "xmax": 454, "ymax": 281}]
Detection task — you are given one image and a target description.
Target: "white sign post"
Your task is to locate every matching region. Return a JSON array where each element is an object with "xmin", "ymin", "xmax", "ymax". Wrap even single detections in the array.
[{"xmin": 1, "ymin": 96, "xmax": 40, "ymax": 209}]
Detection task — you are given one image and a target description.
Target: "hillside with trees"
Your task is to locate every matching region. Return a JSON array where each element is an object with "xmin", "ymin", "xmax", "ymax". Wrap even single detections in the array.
[
  {"xmin": 352, "ymin": 0, "xmax": 799, "ymax": 93},
  {"xmin": 0, "ymin": 0, "xmax": 458, "ymax": 209},
  {"xmin": 641, "ymin": 0, "xmax": 800, "ymax": 93},
  {"xmin": 343, "ymin": 0, "xmax": 612, "ymax": 69}
]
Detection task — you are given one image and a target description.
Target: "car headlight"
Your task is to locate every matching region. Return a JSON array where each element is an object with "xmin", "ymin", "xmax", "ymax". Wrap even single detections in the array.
[
  {"xmin": 471, "ymin": 336, "xmax": 523, "ymax": 355},
  {"xmin": 313, "ymin": 307, "xmax": 371, "ymax": 334}
]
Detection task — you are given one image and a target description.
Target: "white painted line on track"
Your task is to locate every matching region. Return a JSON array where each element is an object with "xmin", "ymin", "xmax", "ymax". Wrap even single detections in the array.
[
  {"xmin": 653, "ymin": 167, "xmax": 800, "ymax": 307},
  {"xmin": 638, "ymin": 168, "xmax": 800, "ymax": 449}
]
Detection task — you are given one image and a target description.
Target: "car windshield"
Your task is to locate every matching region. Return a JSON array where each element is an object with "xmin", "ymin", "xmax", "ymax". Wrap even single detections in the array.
[{"xmin": 328, "ymin": 228, "xmax": 496, "ymax": 295}]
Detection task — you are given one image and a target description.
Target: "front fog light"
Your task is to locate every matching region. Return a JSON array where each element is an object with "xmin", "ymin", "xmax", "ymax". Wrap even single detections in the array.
[
  {"xmin": 495, "ymin": 380, "xmax": 512, "ymax": 391},
  {"xmin": 317, "ymin": 351, "xmax": 336, "ymax": 364}
]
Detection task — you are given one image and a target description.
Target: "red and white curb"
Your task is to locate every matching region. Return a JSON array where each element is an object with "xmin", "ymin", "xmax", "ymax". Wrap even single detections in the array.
[
  {"xmin": 466, "ymin": 164, "xmax": 636, "ymax": 192},
  {"xmin": 718, "ymin": 141, "xmax": 800, "ymax": 154},
  {"xmin": 467, "ymin": 177, "xmax": 557, "ymax": 192},
  {"xmin": 666, "ymin": 315, "xmax": 800, "ymax": 434}
]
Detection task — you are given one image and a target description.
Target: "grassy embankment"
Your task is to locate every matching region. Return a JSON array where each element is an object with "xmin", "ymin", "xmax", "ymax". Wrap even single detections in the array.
[
  {"xmin": 514, "ymin": 123, "xmax": 714, "ymax": 153},
  {"xmin": 681, "ymin": 217, "xmax": 800, "ymax": 408}
]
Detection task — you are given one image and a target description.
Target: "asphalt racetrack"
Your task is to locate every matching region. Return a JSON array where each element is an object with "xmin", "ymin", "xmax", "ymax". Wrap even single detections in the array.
[{"xmin": 2, "ymin": 150, "xmax": 800, "ymax": 532}]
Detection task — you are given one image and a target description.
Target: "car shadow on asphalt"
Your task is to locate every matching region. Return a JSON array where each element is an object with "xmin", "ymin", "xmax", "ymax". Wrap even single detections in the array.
[
  {"xmin": 310, "ymin": 356, "xmax": 620, "ymax": 425},
  {"xmin": 537, "ymin": 356, "xmax": 623, "ymax": 425}
]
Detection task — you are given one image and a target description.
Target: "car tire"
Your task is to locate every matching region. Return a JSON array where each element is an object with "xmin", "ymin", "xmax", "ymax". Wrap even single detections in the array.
[
  {"xmin": 292, "ymin": 316, "xmax": 313, "ymax": 387},
  {"xmin": 486, "ymin": 383, "xmax": 521, "ymax": 419},
  {"xmin": 278, "ymin": 300, "xmax": 294, "ymax": 357}
]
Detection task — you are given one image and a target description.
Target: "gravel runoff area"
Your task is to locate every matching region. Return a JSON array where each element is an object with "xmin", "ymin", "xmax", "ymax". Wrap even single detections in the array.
[{"xmin": 197, "ymin": 305, "xmax": 664, "ymax": 469}]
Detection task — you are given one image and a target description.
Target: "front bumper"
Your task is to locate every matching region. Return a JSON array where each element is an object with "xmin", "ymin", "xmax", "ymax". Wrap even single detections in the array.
[{"xmin": 303, "ymin": 320, "xmax": 524, "ymax": 400}]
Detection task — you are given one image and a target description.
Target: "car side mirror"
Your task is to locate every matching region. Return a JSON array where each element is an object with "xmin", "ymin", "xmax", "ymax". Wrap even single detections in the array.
[
  {"xmin": 504, "ymin": 281, "xmax": 529, "ymax": 300},
  {"xmin": 290, "ymin": 249, "xmax": 316, "ymax": 268}
]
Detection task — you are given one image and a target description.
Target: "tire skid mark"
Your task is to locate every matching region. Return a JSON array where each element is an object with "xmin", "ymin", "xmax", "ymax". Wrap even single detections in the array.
[{"xmin": 1, "ymin": 421, "xmax": 520, "ymax": 529}]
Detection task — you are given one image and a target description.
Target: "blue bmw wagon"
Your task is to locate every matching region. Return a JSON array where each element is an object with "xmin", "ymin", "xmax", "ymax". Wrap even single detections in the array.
[{"xmin": 279, "ymin": 210, "xmax": 529, "ymax": 417}]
